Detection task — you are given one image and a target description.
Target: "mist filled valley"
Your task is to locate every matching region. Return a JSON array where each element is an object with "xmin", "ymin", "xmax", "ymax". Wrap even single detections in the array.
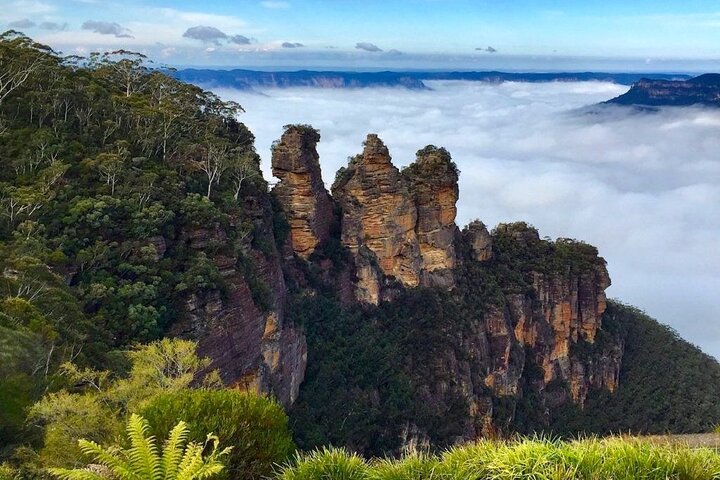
[{"xmin": 228, "ymin": 80, "xmax": 720, "ymax": 358}]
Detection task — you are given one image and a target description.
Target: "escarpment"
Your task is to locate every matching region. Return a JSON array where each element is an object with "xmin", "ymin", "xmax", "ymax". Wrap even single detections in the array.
[
  {"xmin": 176, "ymin": 125, "xmax": 624, "ymax": 448},
  {"xmin": 272, "ymin": 128, "xmax": 625, "ymax": 451},
  {"xmin": 172, "ymin": 191, "xmax": 306, "ymax": 407}
]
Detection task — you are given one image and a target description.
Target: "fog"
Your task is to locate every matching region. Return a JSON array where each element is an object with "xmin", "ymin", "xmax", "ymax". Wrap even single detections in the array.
[{"xmin": 215, "ymin": 81, "xmax": 720, "ymax": 358}]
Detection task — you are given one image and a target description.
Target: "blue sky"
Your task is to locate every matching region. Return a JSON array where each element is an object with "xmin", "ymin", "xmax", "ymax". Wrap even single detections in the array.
[{"xmin": 3, "ymin": 0, "xmax": 720, "ymax": 70}]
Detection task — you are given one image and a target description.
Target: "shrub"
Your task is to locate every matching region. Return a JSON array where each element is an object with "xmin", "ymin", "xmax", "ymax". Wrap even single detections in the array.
[
  {"xmin": 49, "ymin": 414, "xmax": 230, "ymax": 480},
  {"xmin": 142, "ymin": 389, "xmax": 295, "ymax": 480}
]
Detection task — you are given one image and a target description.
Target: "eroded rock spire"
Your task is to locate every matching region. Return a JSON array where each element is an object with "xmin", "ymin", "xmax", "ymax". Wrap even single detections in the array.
[{"xmin": 271, "ymin": 125, "xmax": 335, "ymax": 258}]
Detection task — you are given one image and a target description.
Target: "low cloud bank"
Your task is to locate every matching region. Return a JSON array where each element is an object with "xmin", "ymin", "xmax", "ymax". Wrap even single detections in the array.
[{"xmin": 217, "ymin": 81, "xmax": 720, "ymax": 358}]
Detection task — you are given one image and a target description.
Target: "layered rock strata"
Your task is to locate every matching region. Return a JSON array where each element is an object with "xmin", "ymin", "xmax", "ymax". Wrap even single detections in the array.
[
  {"xmin": 271, "ymin": 125, "xmax": 335, "ymax": 258},
  {"xmin": 404, "ymin": 146, "xmax": 460, "ymax": 288},
  {"xmin": 176, "ymin": 127, "xmax": 622, "ymax": 435},
  {"xmin": 332, "ymin": 136, "xmax": 461, "ymax": 303},
  {"xmin": 173, "ymin": 195, "xmax": 306, "ymax": 406},
  {"xmin": 332, "ymin": 135, "xmax": 422, "ymax": 303}
]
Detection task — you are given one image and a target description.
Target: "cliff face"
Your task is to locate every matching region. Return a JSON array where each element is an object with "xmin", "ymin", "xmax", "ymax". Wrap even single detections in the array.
[
  {"xmin": 606, "ymin": 74, "xmax": 720, "ymax": 107},
  {"xmin": 404, "ymin": 146, "xmax": 460, "ymax": 288},
  {"xmin": 332, "ymin": 134, "xmax": 422, "ymax": 304},
  {"xmin": 271, "ymin": 125, "xmax": 335, "ymax": 258},
  {"xmin": 174, "ymin": 126, "xmax": 625, "ymax": 444},
  {"xmin": 332, "ymin": 136, "xmax": 460, "ymax": 303},
  {"xmin": 172, "ymin": 194, "xmax": 306, "ymax": 406}
]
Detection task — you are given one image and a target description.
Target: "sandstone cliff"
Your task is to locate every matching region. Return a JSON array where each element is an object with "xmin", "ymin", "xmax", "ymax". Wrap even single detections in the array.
[
  {"xmin": 332, "ymin": 136, "xmax": 460, "ymax": 303},
  {"xmin": 271, "ymin": 125, "xmax": 335, "ymax": 259},
  {"xmin": 172, "ymin": 192, "xmax": 306, "ymax": 406},
  {"xmin": 283, "ymin": 130, "xmax": 624, "ymax": 449},
  {"xmin": 332, "ymin": 134, "xmax": 422, "ymax": 304},
  {"xmin": 174, "ymin": 126, "xmax": 625, "ymax": 445},
  {"xmin": 404, "ymin": 146, "xmax": 460, "ymax": 288}
]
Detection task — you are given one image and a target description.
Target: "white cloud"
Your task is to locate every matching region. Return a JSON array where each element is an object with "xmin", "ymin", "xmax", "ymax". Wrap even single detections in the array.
[
  {"xmin": 214, "ymin": 81, "xmax": 720, "ymax": 358},
  {"xmin": 154, "ymin": 7, "xmax": 247, "ymax": 30}
]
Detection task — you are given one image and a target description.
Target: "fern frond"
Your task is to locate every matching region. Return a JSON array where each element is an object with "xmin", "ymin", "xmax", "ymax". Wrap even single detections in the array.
[
  {"xmin": 185, "ymin": 463, "xmax": 224, "ymax": 480},
  {"xmin": 175, "ymin": 443, "xmax": 204, "ymax": 480},
  {"xmin": 125, "ymin": 414, "xmax": 162, "ymax": 480},
  {"xmin": 47, "ymin": 468, "xmax": 107, "ymax": 480},
  {"xmin": 50, "ymin": 415, "xmax": 226, "ymax": 480},
  {"xmin": 77, "ymin": 440, "xmax": 137, "ymax": 480},
  {"xmin": 161, "ymin": 420, "xmax": 190, "ymax": 480}
]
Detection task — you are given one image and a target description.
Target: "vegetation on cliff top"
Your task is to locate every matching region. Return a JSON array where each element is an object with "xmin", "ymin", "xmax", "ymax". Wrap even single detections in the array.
[
  {"xmin": 0, "ymin": 30, "xmax": 266, "ymax": 451},
  {"xmin": 278, "ymin": 437, "xmax": 720, "ymax": 480}
]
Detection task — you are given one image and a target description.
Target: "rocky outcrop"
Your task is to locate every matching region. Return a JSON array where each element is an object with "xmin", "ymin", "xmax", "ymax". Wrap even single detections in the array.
[
  {"xmin": 493, "ymin": 223, "xmax": 618, "ymax": 405},
  {"xmin": 172, "ymin": 194, "xmax": 306, "ymax": 406},
  {"xmin": 332, "ymin": 136, "xmax": 463, "ymax": 303},
  {"xmin": 173, "ymin": 128, "xmax": 623, "ymax": 437},
  {"xmin": 404, "ymin": 146, "xmax": 460, "ymax": 288},
  {"xmin": 332, "ymin": 134, "xmax": 423, "ymax": 303},
  {"xmin": 271, "ymin": 125, "xmax": 335, "ymax": 258},
  {"xmin": 463, "ymin": 221, "xmax": 493, "ymax": 262}
]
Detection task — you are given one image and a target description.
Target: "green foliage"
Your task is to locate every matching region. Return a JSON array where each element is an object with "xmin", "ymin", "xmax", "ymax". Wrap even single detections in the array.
[
  {"xmin": 29, "ymin": 339, "xmax": 217, "ymax": 468},
  {"xmin": 0, "ymin": 31, "xmax": 272, "ymax": 456},
  {"xmin": 290, "ymin": 224, "xmax": 615, "ymax": 455},
  {"xmin": 48, "ymin": 414, "xmax": 231, "ymax": 480},
  {"xmin": 547, "ymin": 301, "xmax": 720, "ymax": 436},
  {"xmin": 289, "ymin": 289, "xmax": 476, "ymax": 456},
  {"xmin": 278, "ymin": 448, "xmax": 367, "ymax": 480},
  {"xmin": 402, "ymin": 145, "xmax": 459, "ymax": 183},
  {"xmin": 279, "ymin": 437, "xmax": 720, "ymax": 480},
  {"xmin": 142, "ymin": 389, "xmax": 295, "ymax": 480}
]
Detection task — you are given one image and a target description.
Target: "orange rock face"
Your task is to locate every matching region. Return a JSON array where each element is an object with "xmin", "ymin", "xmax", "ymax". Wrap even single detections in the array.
[
  {"xmin": 404, "ymin": 146, "xmax": 460, "ymax": 288},
  {"xmin": 333, "ymin": 134, "xmax": 423, "ymax": 303},
  {"xmin": 496, "ymin": 224, "xmax": 618, "ymax": 405},
  {"xmin": 271, "ymin": 125, "xmax": 335, "ymax": 258},
  {"xmin": 175, "ymin": 128, "xmax": 621, "ymax": 428},
  {"xmin": 332, "ymin": 136, "xmax": 462, "ymax": 303}
]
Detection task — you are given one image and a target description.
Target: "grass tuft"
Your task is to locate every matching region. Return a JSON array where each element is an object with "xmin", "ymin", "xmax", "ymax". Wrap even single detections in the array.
[{"xmin": 277, "ymin": 436, "xmax": 720, "ymax": 480}]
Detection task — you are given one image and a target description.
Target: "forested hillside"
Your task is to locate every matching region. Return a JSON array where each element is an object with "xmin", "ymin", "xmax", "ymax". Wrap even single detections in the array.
[{"xmin": 0, "ymin": 30, "xmax": 267, "ymax": 452}]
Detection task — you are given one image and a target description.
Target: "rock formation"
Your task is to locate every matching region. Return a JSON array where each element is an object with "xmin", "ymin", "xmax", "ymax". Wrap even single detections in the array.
[
  {"xmin": 176, "ymin": 127, "xmax": 624, "ymax": 439},
  {"xmin": 332, "ymin": 134, "xmax": 423, "ymax": 303},
  {"xmin": 271, "ymin": 125, "xmax": 335, "ymax": 258},
  {"xmin": 404, "ymin": 146, "xmax": 460, "ymax": 288},
  {"xmin": 463, "ymin": 221, "xmax": 493, "ymax": 262},
  {"xmin": 606, "ymin": 73, "xmax": 720, "ymax": 108},
  {"xmin": 492, "ymin": 223, "xmax": 618, "ymax": 405},
  {"xmin": 172, "ymin": 194, "xmax": 306, "ymax": 406},
  {"xmin": 331, "ymin": 136, "xmax": 463, "ymax": 303}
]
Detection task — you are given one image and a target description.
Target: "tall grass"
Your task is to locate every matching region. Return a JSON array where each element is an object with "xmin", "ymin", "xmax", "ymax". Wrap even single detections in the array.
[{"xmin": 277, "ymin": 437, "xmax": 720, "ymax": 480}]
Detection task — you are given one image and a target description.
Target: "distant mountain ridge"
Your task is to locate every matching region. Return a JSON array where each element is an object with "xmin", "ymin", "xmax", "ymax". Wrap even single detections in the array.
[
  {"xmin": 606, "ymin": 73, "xmax": 720, "ymax": 107},
  {"xmin": 173, "ymin": 69, "xmax": 690, "ymax": 90}
]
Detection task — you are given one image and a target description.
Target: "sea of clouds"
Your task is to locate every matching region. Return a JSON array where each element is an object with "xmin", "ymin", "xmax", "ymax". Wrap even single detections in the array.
[{"xmin": 215, "ymin": 81, "xmax": 720, "ymax": 358}]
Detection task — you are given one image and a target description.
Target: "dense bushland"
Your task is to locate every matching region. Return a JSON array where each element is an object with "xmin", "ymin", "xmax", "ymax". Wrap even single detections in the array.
[
  {"xmin": 548, "ymin": 301, "xmax": 720, "ymax": 436},
  {"xmin": 143, "ymin": 390, "xmax": 295, "ymax": 480},
  {"xmin": 0, "ymin": 30, "xmax": 264, "ymax": 452}
]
